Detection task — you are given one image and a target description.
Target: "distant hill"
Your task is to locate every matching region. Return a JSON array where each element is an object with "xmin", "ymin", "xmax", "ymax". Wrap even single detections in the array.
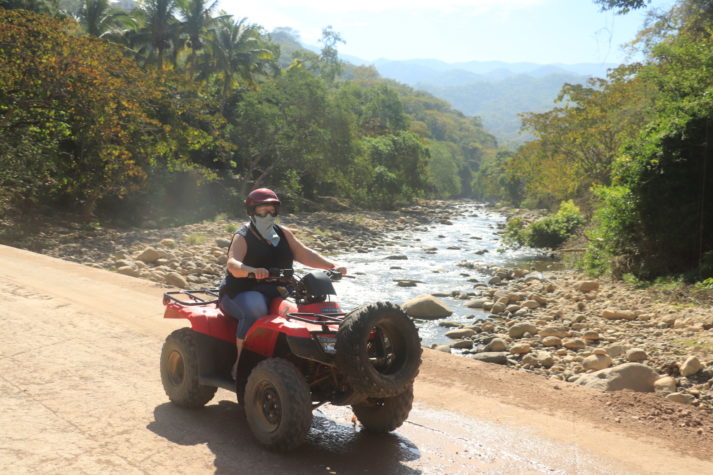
[
  {"xmin": 371, "ymin": 59, "xmax": 615, "ymax": 147},
  {"xmin": 270, "ymin": 31, "xmax": 615, "ymax": 148}
]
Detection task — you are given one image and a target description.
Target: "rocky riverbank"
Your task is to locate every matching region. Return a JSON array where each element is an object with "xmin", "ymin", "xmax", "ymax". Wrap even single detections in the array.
[
  {"xmin": 402, "ymin": 264, "xmax": 713, "ymax": 415},
  {"xmin": 11, "ymin": 200, "xmax": 713, "ymax": 416}
]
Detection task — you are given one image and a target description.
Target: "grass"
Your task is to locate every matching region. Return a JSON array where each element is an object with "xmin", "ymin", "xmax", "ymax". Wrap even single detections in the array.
[
  {"xmin": 184, "ymin": 232, "xmax": 207, "ymax": 245},
  {"xmin": 672, "ymin": 338, "xmax": 713, "ymax": 352}
]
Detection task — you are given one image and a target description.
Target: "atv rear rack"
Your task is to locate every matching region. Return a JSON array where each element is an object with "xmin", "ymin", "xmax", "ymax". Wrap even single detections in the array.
[
  {"xmin": 163, "ymin": 289, "xmax": 220, "ymax": 306},
  {"xmin": 285, "ymin": 312, "xmax": 345, "ymax": 331}
]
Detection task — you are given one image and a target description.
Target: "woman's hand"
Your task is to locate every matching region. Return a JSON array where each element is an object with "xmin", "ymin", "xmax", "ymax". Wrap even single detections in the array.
[
  {"xmin": 250, "ymin": 267, "xmax": 270, "ymax": 279},
  {"xmin": 332, "ymin": 265, "xmax": 347, "ymax": 275}
]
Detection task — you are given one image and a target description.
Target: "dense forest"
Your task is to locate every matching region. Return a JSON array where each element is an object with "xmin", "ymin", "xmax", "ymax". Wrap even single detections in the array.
[
  {"xmin": 488, "ymin": 0, "xmax": 713, "ymax": 282},
  {"xmin": 0, "ymin": 1, "xmax": 496, "ymax": 223},
  {"xmin": 2, "ymin": 0, "xmax": 713, "ymax": 285}
]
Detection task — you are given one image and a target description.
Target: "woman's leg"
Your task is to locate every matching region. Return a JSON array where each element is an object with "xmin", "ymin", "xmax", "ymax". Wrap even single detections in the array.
[{"xmin": 220, "ymin": 291, "xmax": 268, "ymax": 378}]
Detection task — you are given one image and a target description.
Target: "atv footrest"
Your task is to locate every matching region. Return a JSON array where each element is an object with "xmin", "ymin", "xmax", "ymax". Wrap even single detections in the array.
[{"xmin": 199, "ymin": 374, "xmax": 235, "ymax": 392}]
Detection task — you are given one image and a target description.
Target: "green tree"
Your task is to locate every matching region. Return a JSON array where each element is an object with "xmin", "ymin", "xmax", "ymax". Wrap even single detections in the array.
[
  {"xmin": 76, "ymin": 0, "xmax": 134, "ymax": 37},
  {"xmin": 318, "ymin": 25, "xmax": 344, "ymax": 83}
]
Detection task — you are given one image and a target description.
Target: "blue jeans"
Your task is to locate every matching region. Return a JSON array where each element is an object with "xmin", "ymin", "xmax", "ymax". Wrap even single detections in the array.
[{"xmin": 219, "ymin": 284, "xmax": 281, "ymax": 339}]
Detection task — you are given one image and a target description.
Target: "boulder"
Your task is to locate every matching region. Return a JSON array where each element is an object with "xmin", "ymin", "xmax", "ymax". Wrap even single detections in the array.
[
  {"xmin": 116, "ymin": 266, "xmax": 141, "ymax": 277},
  {"xmin": 582, "ymin": 331, "xmax": 600, "ymax": 343},
  {"xmin": 626, "ymin": 348, "xmax": 648, "ymax": 362},
  {"xmin": 606, "ymin": 343, "xmax": 630, "ymax": 358},
  {"xmin": 680, "ymin": 356, "xmax": 702, "ymax": 377},
  {"xmin": 602, "ymin": 309, "xmax": 637, "ymax": 320},
  {"xmin": 471, "ymin": 352, "xmax": 509, "ymax": 365},
  {"xmin": 402, "ymin": 295, "xmax": 453, "ymax": 319},
  {"xmin": 509, "ymin": 322, "xmax": 538, "ymax": 339},
  {"xmin": 542, "ymin": 336, "xmax": 562, "ymax": 347},
  {"xmin": 521, "ymin": 300, "xmax": 540, "ymax": 309},
  {"xmin": 136, "ymin": 247, "xmax": 162, "ymax": 264},
  {"xmin": 449, "ymin": 340, "xmax": 474, "ymax": 350},
  {"xmin": 510, "ymin": 343, "xmax": 531, "ymax": 355},
  {"xmin": 539, "ymin": 326, "xmax": 569, "ymax": 338},
  {"xmin": 465, "ymin": 298, "xmax": 486, "ymax": 309},
  {"xmin": 445, "ymin": 328, "xmax": 475, "ymax": 339},
  {"xmin": 491, "ymin": 302, "xmax": 507, "ymax": 314},
  {"xmin": 582, "ymin": 354, "xmax": 612, "ymax": 371},
  {"xmin": 215, "ymin": 237, "xmax": 232, "ymax": 248},
  {"xmin": 563, "ymin": 338, "xmax": 586, "ymax": 350},
  {"xmin": 575, "ymin": 363, "xmax": 659, "ymax": 392},
  {"xmin": 666, "ymin": 392, "xmax": 695, "ymax": 405},
  {"xmin": 165, "ymin": 272, "xmax": 188, "ymax": 288},
  {"xmin": 654, "ymin": 376, "xmax": 677, "ymax": 394},
  {"xmin": 574, "ymin": 281, "xmax": 599, "ymax": 292},
  {"xmin": 484, "ymin": 338, "xmax": 507, "ymax": 352}
]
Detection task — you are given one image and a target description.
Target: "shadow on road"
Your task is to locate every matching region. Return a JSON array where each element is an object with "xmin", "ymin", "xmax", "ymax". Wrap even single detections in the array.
[{"xmin": 148, "ymin": 401, "xmax": 421, "ymax": 474}]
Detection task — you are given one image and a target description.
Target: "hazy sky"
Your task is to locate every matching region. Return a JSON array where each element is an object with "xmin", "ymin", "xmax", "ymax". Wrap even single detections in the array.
[{"xmin": 220, "ymin": 0, "xmax": 677, "ymax": 65}]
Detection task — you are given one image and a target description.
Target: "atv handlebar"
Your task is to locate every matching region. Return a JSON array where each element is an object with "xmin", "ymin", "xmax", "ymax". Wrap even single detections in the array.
[{"xmin": 247, "ymin": 268, "xmax": 345, "ymax": 282}]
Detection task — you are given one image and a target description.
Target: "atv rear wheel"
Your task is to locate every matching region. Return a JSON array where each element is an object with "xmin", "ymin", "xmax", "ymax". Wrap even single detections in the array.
[
  {"xmin": 244, "ymin": 358, "xmax": 312, "ymax": 451},
  {"xmin": 352, "ymin": 385, "xmax": 414, "ymax": 433},
  {"xmin": 336, "ymin": 302, "xmax": 422, "ymax": 398},
  {"xmin": 160, "ymin": 328, "xmax": 217, "ymax": 408}
]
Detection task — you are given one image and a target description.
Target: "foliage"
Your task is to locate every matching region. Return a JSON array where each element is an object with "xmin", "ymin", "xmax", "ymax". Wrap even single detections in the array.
[{"xmin": 504, "ymin": 200, "xmax": 585, "ymax": 249}]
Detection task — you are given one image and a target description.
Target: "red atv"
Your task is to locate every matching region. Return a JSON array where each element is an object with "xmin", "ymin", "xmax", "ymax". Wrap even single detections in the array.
[{"xmin": 160, "ymin": 269, "xmax": 422, "ymax": 451}]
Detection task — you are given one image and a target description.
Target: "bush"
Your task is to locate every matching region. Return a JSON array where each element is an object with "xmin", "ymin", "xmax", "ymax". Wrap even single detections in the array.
[{"xmin": 504, "ymin": 201, "xmax": 585, "ymax": 249}]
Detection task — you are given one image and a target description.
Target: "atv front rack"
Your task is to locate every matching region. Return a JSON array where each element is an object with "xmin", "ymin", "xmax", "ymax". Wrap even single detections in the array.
[{"xmin": 163, "ymin": 289, "xmax": 220, "ymax": 306}]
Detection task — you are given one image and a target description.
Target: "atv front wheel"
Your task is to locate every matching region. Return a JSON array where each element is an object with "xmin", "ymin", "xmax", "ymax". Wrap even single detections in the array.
[
  {"xmin": 244, "ymin": 358, "xmax": 312, "ymax": 451},
  {"xmin": 352, "ymin": 385, "xmax": 414, "ymax": 433},
  {"xmin": 336, "ymin": 302, "xmax": 422, "ymax": 398},
  {"xmin": 160, "ymin": 328, "xmax": 217, "ymax": 408}
]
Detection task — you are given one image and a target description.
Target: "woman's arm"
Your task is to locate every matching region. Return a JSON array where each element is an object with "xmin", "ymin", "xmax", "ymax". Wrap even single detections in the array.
[
  {"xmin": 226, "ymin": 233, "xmax": 269, "ymax": 279},
  {"xmin": 282, "ymin": 226, "xmax": 347, "ymax": 275}
]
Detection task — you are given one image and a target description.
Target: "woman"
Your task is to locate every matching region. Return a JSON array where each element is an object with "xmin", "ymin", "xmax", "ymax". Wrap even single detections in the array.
[{"xmin": 219, "ymin": 188, "xmax": 347, "ymax": 378}]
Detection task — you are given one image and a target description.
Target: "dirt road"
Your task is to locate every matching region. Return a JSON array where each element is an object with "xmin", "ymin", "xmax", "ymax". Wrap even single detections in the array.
[{"xmin": 1, "ymin": 244, "xmax": 712, "ymax": 474}]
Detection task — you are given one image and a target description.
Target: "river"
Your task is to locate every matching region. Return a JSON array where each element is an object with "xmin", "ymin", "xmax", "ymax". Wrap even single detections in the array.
[{"xmin": 295, "ymin": 201, "xmax": 560, "ymax": 346}]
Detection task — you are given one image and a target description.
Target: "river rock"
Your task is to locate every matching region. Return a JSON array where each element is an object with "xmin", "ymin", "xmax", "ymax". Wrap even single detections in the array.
[
  {"xmin": 471, "ymin": 352, "xmax": 509, "ymax": 365},
  {"xmin": 680, "ymin": 356, "xmax": 702, "ymax": 377},
  {"xmin": 491, "ymin": 302, "xmax": 507, "ymax": 314},
  {"xmin": 509, "ymin": 322, "xmax": 537, "ymax": 339},
  {"xmin": 626, "ymin": 348, "xmax": 648, "ymax": 362},
  {"xmin": 484, "ymin": 338, "xmax": 507, "ymax": 352},
  {"xmin": 563, "ymin": 338, "xmax": 586, "ymax": 350},
  {"xmin": 582, "ymin": 354, "xmax": 612, "ymax": 371},
  {"xmin": 542, "ymin": 336, "xmax": 562, "ymax": 347},
  {"xmin": 445, "ymin": 328, "xmax": 476, "ymax": 339},
  {"xmin": 165, "ymin": 272, "xmax": 188, "ymax": 288},
  {"xmin": 465, "ymin": 298, "xmax": 486, "ymax": 308},
  {"xmin": 574, "ymin": 281, "xmax": 599, "ymax": 292},
  {"xmin": 450, "ymin": 340, "xmax": 473, "ymax": 349},
  {"xmin": 583, "ymin": 331, "xmax": 600, "ymax": 343},
  {"xmin": 602, "ymin": 309, "xmax": 637, "ymax": 320},
  {"xmin": 521, "ymin": 299, "xmax": 539, "ymax": 309},
  {"xmin": 539, "ymin": 326, "xmax": 569, "ymax": 338},
  {"xmin": 215, "ymin": 237, "xmax": 232, "ymax": 248},
  {"xmin": 402, "ymin": 295, "xmax": 452, "ymax": 319},
  {"xmin": 535, "ymin": 351, "xmax": 555, "ymax": 368},
  {"xmin": 116, "ymin": 266, "xmax": 141, "ymax": 277},
  {"xmin": 510, "ymin": 343, "xmax": 531, "ymax": 355},
  {"xmin": 666, "ymin": 392, "xmax": 695, "ymax": 405},
  {"xmin": 136, "ymin": 247, "xmax": 162, "ymax": 264},
  {"xmin": 654, "ymin": 376, "xmax": 677, "ymax": 394},
  {"xmin": 432, "ymin": 345, "xmax": 452, "ymax": 353},
  {"xmin": 606, "ymin": 343, "xmax": 630, "ymax": 358},
  {"xmin": 506, "ymin": 304, "xmax": 521, "ymax": 313},
  {"xmin": 574, "ymin": 363, "xmax": 658, "ymax": 392},
  {"xmin": 438, "ymin": 320, "xmax": 462, "ymax": 328}
]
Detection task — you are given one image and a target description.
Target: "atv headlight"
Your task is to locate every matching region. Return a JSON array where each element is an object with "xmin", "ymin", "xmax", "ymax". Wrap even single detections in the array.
[{"xmin": 315, "ymin": 334, "xmax": 337, "ymax": 354}]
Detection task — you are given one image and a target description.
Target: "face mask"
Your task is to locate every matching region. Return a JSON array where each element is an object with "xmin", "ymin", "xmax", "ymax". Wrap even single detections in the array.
[{"xmin": 251, "ymin": 215, "xmax": 280, "ymax": 246}]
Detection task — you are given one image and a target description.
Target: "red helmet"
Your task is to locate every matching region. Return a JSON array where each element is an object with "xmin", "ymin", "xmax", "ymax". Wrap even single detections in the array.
[{"xmin": 245, "ymin": 188, "xmax": 280, "ymax": 215}]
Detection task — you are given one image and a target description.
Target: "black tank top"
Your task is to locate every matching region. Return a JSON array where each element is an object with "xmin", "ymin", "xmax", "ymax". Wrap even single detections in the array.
[{"xmin": 219, "ymin": 223, "xmax": 294, "ymax": 298}]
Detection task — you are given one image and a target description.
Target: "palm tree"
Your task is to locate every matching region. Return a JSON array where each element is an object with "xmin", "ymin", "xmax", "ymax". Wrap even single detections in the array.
[
  {"xmin": 175, "ymin": 0, "xmax": 220, "ymax": 72},
  {"xmin": 204, "ymin": 17, "xmax": 275, "ymax": 98},
  {"xmin": 77, "ymin": 0, "xmax": 135, "ymax": 38},
  {"xmin": 130, "ymin": 0, "xmax": 178, "ymax": 69}
]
